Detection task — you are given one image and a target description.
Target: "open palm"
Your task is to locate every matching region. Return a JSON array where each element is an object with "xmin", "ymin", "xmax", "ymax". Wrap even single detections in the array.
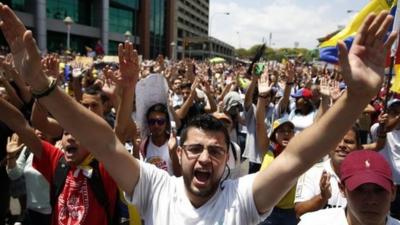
[{"xmin": 338, "ymin": 11, "xmax": 397, "ymax": 98}]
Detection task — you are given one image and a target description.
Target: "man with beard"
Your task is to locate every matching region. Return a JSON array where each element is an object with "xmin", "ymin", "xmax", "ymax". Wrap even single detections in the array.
[{"xmin": 0, "ymin": 4, "xmax": 396, "ymax": 225}]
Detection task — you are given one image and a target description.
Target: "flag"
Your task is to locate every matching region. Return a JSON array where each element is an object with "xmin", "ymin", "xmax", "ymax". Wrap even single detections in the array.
[
  {"xmin": 390, "ymin": 0, "xmax": 400, "ymax": 93},
  {"xmin": 319, "ymin": 0, "xmax": 392, "ymax": 64}
]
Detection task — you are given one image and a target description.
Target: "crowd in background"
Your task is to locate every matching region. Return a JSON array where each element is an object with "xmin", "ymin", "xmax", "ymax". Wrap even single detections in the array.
[{"xmin": 0, "ymin": 5, "xmax": 399, "ymax": 225}]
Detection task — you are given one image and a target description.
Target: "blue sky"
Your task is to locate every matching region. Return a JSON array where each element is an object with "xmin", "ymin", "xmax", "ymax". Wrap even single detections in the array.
[{"xmin": 209, "ymin": 0, "xmax": 370, "ymax": 49}]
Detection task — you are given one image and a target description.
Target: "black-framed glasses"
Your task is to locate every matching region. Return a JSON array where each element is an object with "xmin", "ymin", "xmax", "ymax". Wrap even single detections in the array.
[
  {"xmin": 182, "ymin": 144, "xmax": 227, "ymax": 160},
  {"xmin": 148, "ymin": 118, "xmax": 166, "ymax": 126}
]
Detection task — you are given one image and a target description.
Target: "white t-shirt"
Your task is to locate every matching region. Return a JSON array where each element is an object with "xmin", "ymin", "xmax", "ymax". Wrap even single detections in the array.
[
  {"xmin": 299, "ymin": 208, "xmax": 400, "ymax": 225},
  {"xmin": 288, "ymin": 109, "xmax": 316, "ymax": 133},
  {"xmin": 226, "ymin": 141, "xmax": 242, "ymax": 179},
  {"xmin": 125, "ymin": 161, "xmax": 270, "ymax": 225},
  {"xmin": 242, "ymin": 104, "xmax": 275, "ymax": 164},
  {"xmin": 295, "ymin": 159, "xmax": 347, "ymax": 208},
  {"xmin": 145, "ymin": 139, "xmax": 174, "ymax": 175},
  {"xmin": 371, "ymin": 123, "xmax": 400, "ymax": 184}
]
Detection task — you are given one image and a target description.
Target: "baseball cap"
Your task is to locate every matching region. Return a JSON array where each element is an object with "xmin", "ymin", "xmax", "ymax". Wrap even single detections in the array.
[
  {"xmin": 388, "ymin": 98, "xmax": 400, "ymax": 108},
  {"xmin": 269, "ymin": 117, "xmax": 294, "ymax": 143},
  {"xmin": 291, "ymin": 88, "xmax": 313, "ymax": 99},
  {"xmin": 212, "ymin": 112, "xmax": 232, "ymax": 125},
  {"xmin": 340, "ymin": 150, "xmax": 393, "ymax": 192}
]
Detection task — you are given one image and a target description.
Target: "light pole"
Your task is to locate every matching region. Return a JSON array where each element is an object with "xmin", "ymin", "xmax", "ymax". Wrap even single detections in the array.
[
  {"xmin": 124, "ymin": 31, "xmax": 132, "ymax": 42},
  {"xmin": 236, "ymin": 31, "xmax": 241, "ymax": 49},
  {"xmin": 63, "ymin": 16, "xmax": 74, "ymax": 51},
  {"xmin": 209, "ymin": 12, "xmax": 230, "ymax": 57},
  {"xmin": 170, "ymin": 42, "xmax": 176, "ymax": 61},
  {"xmin": 346, "ymin": 9, "xmax": 359, "ymax": 14}
]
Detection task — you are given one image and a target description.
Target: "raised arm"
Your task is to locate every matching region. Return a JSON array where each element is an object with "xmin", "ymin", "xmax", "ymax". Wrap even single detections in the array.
[
  {"xmin": 276, "ymin": 62, "xmax": 295, "ymax": 116},
  {"xmin": 252, "ymin": 11, "xmax": 397, "ymax": 214},
  {"xmin": 175, "ymin": 79, "xmax": 198, "ymax": 119},
  {"xmin": 0, "ymin": 60, "xmax": 32, "ymax": 103},
  {"xmin": 244, "ymin": 73, "xmax": 257, "ymax": 111},
  {"xmin": 255, "ymin": 68, "xmax": 273, "ymax": 155},
  {"xmin": 0, "ymin": 97, "xmax": 42, "ymax": 157},
  {"xmin": 111, "ymin": 42, "xmax": 140, "ymax": 155},
  {"xmin": 31, "ymin": 100, "xmax": 63, "ymax": 139},
  {"xmin": 0, "ymin": 4, "xmax": 140, "ymax": 196}
]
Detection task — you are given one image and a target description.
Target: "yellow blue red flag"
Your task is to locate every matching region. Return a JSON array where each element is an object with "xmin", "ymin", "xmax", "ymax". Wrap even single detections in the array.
[{"xmin": 319, "ymin": 0, "xmax": 392, "ymax": 64}]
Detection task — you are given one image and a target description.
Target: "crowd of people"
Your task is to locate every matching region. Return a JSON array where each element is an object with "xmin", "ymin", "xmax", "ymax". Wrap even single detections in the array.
[{"xmin": 0, "ymin": 3, "xmax": 399, "ymax": 225}]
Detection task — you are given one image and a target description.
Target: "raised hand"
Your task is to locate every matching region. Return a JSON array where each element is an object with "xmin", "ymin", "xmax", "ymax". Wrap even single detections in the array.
[
  {"xmin": 41, "ymin": 54, "xmax": 60, "ymax": 79},
  {"xmin": 258, "ymin": 66, "xmax": 273, "ymax": 96},
  {"xmin": 329, "ymin": 80, "xmax": 343, "ymax": 102},
  {"xmin": 319, "ymin": 170, "xmax": 332, "ymax": 201},
  {"xmin": 118, "ymin": 41, "xmax": 139, "ymax": 89},
  {"xmin": 286, "ymin": 61, "xmax": 295, "ymax": 84},
  {"xmin": 0, "ymin": 4, "xmax": 49, "ymax": 91},
  {"xmin": 6, "ymin": 133, "xmax": 24, "ymax": 156},
  {"xmin": 319, "ymin": 77, "xmax": 331, "ymax": 100},
  {"xmin": 338, "ymin": 11, "xmax": 397, "ymax": 99}
]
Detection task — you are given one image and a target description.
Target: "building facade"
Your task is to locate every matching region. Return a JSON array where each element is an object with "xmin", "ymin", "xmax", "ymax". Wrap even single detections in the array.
[
  {"xmin": 1, "ymin": 0, "xmax": 234, "ymax": 60},
  {"xmin": 0, "ymin": 0, "xmax": 175, "ymax": 59},
  {"xmin": 173, "ymin": 0, "xmax": 234, "ymax": 60}
]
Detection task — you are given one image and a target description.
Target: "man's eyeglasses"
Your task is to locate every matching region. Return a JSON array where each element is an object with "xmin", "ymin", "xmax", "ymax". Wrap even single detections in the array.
[
  {"xmin": 182, "ymin": 144, "xmax": 227, "ymax": 160},
  {"xmin": 148, "ymin": 118, "xmax": 166, "ymax": 126}
]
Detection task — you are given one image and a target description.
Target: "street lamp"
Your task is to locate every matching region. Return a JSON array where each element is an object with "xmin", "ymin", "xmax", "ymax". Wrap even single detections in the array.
[
  {"xmin": 170, "ymin": 42, "xmax": 176, "ymax": 61},
  {"xmin": 124, "ymin": 31, "xmax": 132, "ymax": 41},
  {"xmin": 209, "ymin": 12, "xmax": 230, "ymax": 37},
  {"xmin": 209, "ymin": 12, "xmax": 230, "ymax": 57},
  {"xmin": 346, "ymin": 10, "xmax": 359, "ymax": 14},
  {"xmin": 63, "ymin": 16, "xmax": 74, "ymax": 51}
]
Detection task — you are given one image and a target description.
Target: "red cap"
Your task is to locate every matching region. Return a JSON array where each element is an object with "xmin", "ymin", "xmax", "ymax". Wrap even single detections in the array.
[
  {"xmin": 340, "ymin": 150, "xmax": 393, "ymax": 192},
  {"xmin": 291, "ymin": 88, "xmax": 313, "ymax": 100}
]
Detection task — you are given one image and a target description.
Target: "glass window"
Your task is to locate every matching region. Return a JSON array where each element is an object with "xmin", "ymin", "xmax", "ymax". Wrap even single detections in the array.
[
  {"xmin": 111, "ymin": 0, "xmax": 139, "ymax": 9},
  {"xmin": 109, "ymin": 7, "xmax": 135, "ymax": 34},
  {"xmin": 47, "ymin": 0, "xmax": 94, "ymax": 26},
  {"xmin": 150, "ymin": 0, "xmax": 166, "ymax": 58},
  {"xmin": 10, "ymin": 0, "xmax": 27, "ymax": 12},
  {"xmin": 108, "ymin": 41, "xmax": 119, "ymax": 55},
  {"xmin": 47, "ymin": 31, "xmax": 96, "ymax": 55}
]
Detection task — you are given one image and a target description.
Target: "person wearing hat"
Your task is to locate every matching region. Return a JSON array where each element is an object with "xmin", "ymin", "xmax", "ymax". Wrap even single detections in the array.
[
  {"xmin": 212, "ymin": 112, "xmax": 242, "ymax": 179},
  {"xmin": 256, "ymin": 72, "xmax": 297, "ymax": 224},
  {"xmin": 294, "ymin": 126, "xmax": 362, "ymax": 218},
  {"xmin": 257, "ymin": 117, "xmax": 297, "ymax": 225},
  {"xmin": 370, "ymin": 98, "xmax": 400, "ymax": 219},
  {"xmin": 2, "ymin": 5, "xmax": 396, "ymax": 224},
  {"xmin": 298, "ymin": 150, "xmax": 399, "ymax": 225},
  {"xmin": 287, "ymin": 87, "xmax": 317, "ymax": 133}
]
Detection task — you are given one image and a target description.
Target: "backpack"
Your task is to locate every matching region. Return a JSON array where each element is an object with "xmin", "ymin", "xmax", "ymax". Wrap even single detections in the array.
[{"xmin": 52, "ymin": 157, "xmax": 117, "ymax": 225}]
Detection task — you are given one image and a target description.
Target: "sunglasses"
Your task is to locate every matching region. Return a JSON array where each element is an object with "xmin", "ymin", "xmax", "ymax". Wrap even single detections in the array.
[{"xmin": 148, "ymin": 118, "xmax": 166, "ymax": 126}]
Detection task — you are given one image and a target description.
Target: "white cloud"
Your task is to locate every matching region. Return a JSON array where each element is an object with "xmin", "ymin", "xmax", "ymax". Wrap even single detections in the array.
[{"xmin": 210, "ymin": 0, "xmax": 365, "ymax": 49}]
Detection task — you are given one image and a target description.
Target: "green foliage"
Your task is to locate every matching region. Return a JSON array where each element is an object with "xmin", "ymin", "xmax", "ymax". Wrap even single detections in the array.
[{"xmin": 235, "ymin": 45, "xmax": 319, "ymax": 62}]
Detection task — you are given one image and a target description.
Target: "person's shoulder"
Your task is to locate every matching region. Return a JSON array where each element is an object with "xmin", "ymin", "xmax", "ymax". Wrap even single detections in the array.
[
  {"xmin": 387, "ymin": 215, "xmax": 400, "ymax": 225},
  {"xmin": 299, "ymin": 208, "xmax": 346, "ymax": 225},
  {"xmin": 304, "ymin": 161, "xmax": 325, "ymax": 176}
]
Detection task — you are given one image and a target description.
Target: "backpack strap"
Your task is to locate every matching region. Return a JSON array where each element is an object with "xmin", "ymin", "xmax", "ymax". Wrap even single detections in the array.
[
  {"xmin": 87, "ymin": 160, "xmax": 113, "ymax": 225},
  {"xmin": 230, "ymin": 141, "xmax": 237, "ymax": 162},
  {"xmin": 52, "ymin": 157, "xmax": 115, "ymax": 225},
  {"xmin": 51, "ymin": 156, "xmax": 70, "ymax": 207},
  {"xmin": 139, "ymin": 136, "xmax": 150, "ymax": 159}
]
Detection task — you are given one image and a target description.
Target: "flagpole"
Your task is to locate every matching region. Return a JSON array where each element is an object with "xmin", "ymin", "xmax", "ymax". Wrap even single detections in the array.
[
  {"xmin": 382, "ymin": 56, "xmax": 395, "ymax": 112},
  {"xmin": 378, "ymin": 0, "xmax": 399, "ymax": 135}
]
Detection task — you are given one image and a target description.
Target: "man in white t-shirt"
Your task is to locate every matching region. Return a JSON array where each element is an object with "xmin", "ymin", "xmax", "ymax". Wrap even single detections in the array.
[
  {"xmin": 3, "ymin": 4, "xmax": 395, "ymax": 225},
  {"xmin": 299, "ymin": 150, "xmax": 400, "ymax": 225},
  {"xmin": 140, "ymin": 103, "xmax": 180, "ymax": 176},
  {"xmin": 371, "ymin": 98, "xmax": 400, "ymax": 219},
  {"xmin": 294, "ymin": 126, "xmax": 361, "ymax": 217}
]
